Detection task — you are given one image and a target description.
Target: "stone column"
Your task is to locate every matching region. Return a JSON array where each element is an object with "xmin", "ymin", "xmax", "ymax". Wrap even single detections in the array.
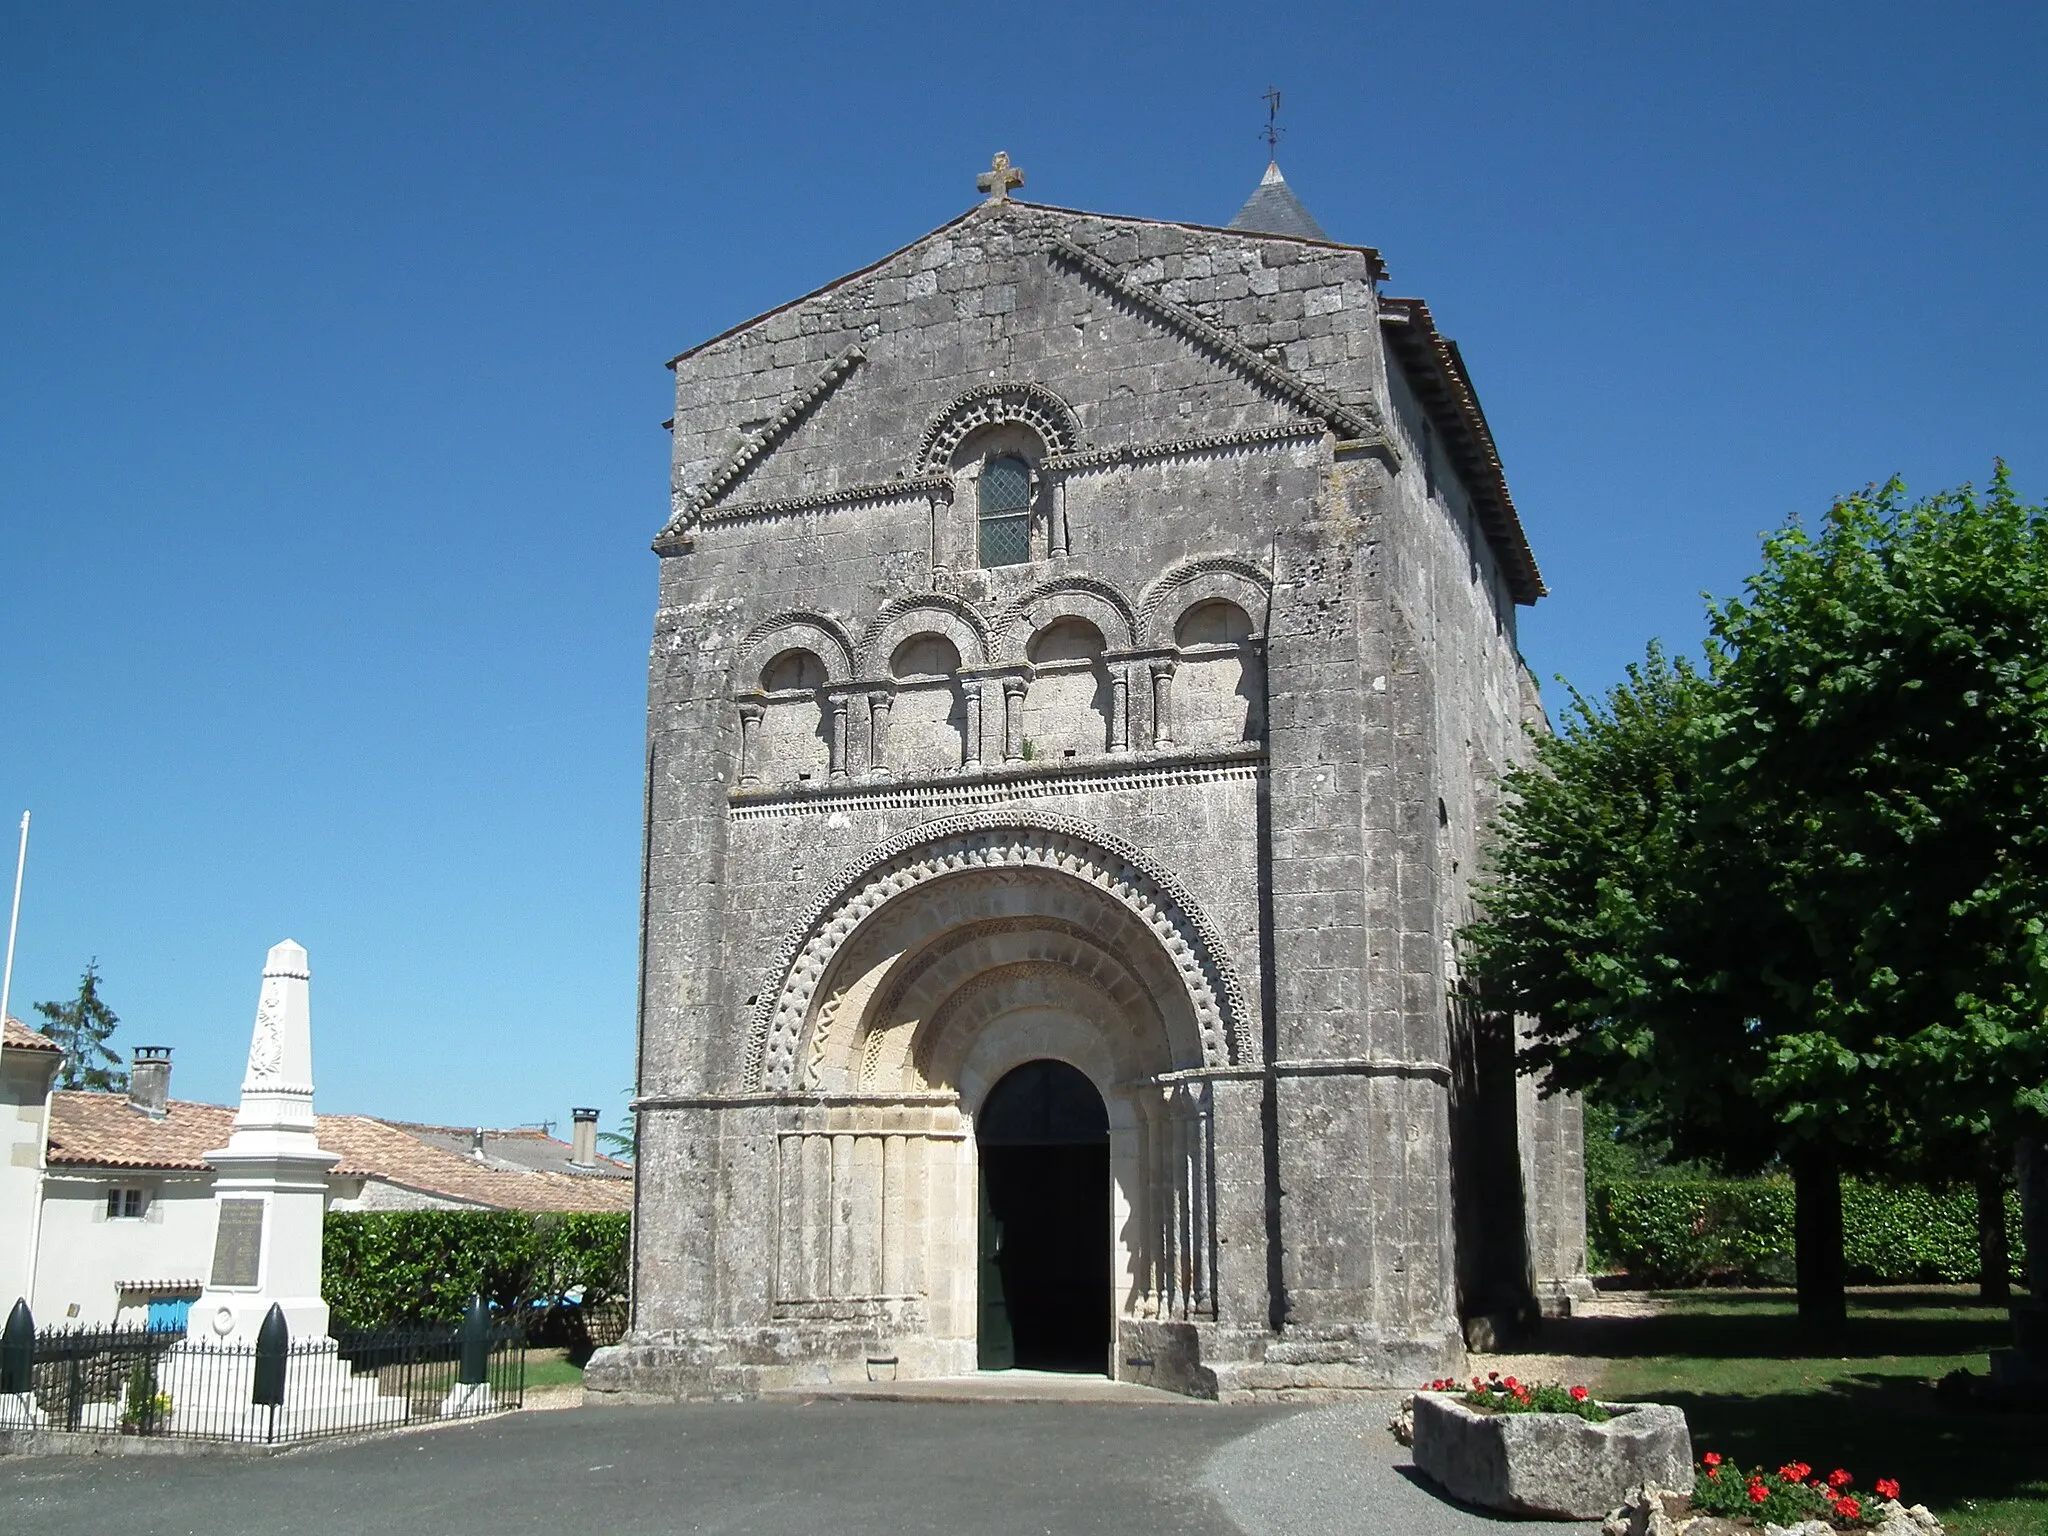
[
  {"xmin": 1107, "ymin": 666, "xmax": 1130, "ymax": 752},
  {"xmin": 866, "ymin": 690, "xmax": 894, "ymax": 777},
  {"xmin": 1047, "ymin": 472, "xmax": 1070, "ymax": 558},
  {"xmin": 735, "ymin": 697, "xmax": 765, "ymax": 786},
  {"xmin": 961, "ymin": 679, "xmax": 984, "ymax": 768},
  {"xmin": 1001, "ymin": 677, "xmax": 1028, "ymax": 763},
  {"xmin": 1149, "ymin": 658, "xmax": 1177, "ymax": 751},
  {"xmin": 827, "ymin": 693, "xmax": 851, "ymax": 780}
]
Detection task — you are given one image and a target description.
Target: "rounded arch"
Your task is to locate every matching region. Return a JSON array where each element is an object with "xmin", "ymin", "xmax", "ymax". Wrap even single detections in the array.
[
  {"xmin": 890, "ymin": 632, "xmax": 964, "ymax": 680},
  {"xmin": 995, "ymin": 576, "xmax": 1137, "ymax": 661},
  {"xmin": 848, "ymin": 915, "xmax": 1176, "ymax": 1093},
  {"xmin": 915, "ymin": 383, "xmax": 1082, "ymax": 475},
  {"xmin": 1137, "ymin": 557, "xmax": 1272, "ymax": 649},
  {"xmin": 1175, "ymin": 599, "xmax": 1254, "ymax": 646},
  {"xmin": 857, "ymin": 594, "xmax": 990, "ymax": 676},
  {"xmin": 760, "ymin": 648, "xmax": 829, "ymax": 692},
  {"xmin": 744, "ymin": 810, "xmax": 1253, "ymax": 1091},
  {"xmin": 738, "ymin": 611, "xmax": 855, "ymax": 686}
]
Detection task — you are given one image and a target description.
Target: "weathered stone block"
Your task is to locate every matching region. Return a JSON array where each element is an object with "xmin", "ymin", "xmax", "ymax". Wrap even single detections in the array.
[{"xmin": 1412, "ymin": 1392, "xmax": 1695, "ymax": 1519}]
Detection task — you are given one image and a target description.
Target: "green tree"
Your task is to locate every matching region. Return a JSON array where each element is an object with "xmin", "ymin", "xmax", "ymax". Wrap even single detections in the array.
[
  {"xmin": 1470, "ymin": 470, "xmax": 2048, "ymax": 1328},
  {"xmin": 35, "ymin": 959, "xmax": 126, "ymax": 1092}
]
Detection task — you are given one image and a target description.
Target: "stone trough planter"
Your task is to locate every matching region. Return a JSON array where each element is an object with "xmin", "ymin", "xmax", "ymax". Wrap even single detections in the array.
[{"xmin": 1411, "ymin": 1391, "xmax": 1695, "ymax": 1520}]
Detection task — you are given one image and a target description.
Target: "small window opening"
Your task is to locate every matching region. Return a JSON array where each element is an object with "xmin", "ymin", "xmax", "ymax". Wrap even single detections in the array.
[
  {"xmin": 107, "ymin": 1188, "xmax": 147, "ymax": 1220},
  {"xmin": 978, "ymin": 456, "xmax": 1032, "ymax": 568}
]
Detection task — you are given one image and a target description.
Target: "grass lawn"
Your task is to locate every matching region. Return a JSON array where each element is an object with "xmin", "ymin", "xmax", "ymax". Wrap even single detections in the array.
[
  {"xmin": 521, "ymin": 1348, "xmax": 587, "ymax": 1390},
  {"xmin": 1586, "ymin": 1289, "xmax": 2044, "ymax": 1536}
]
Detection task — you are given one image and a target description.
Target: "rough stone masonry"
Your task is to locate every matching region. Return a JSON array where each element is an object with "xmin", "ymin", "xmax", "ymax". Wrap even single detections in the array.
[{"xmin": 584, "ymin": 156, "xmax": 1589, "ymax": 1403}]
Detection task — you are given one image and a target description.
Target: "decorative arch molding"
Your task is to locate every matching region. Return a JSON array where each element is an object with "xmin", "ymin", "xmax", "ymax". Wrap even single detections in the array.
[
  {"xmin": 744, "ymin": 808, "xmax": 1253, "ymax": 1091},
  {"xmin": 994, "ymin": 575, "xmax": 1138, "ymax": 661},
  {"xmin": 914, "ymin": 383, "xmax": 1082, "ymax": 475},
  {"xmin": 738, "ymin": 610, "xmax": 857, "ymax": 686},
  {"xmin": 848, "ymin": 919, "xmax": 1175, "ymax": 1092},
  {"xmin": 914, "ymin": 962, "xmax": 1154, "ymax": 1098},
  {"xmin": 857, "ymin": 593, "xmax": 991, "ymax": 675},
  {"xmin": 1137, "ymin": 556, "xmax": 1274, "ymax": 649}
]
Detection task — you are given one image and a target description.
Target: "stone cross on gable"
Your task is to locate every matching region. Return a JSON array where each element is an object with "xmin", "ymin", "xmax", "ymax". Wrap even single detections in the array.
[{"xmin": 976, "ymin": 151, "xmax": 1024, "ymax": 202}]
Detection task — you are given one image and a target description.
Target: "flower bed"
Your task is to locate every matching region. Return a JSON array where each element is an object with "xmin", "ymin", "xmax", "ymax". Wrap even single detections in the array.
[
  {"xmin": 1602, "ymin": 1454, "xmax": 1945, "ymax": 1536},
  {"xmin": 1409, "ymin": 1380, "xmax": 1694, "ymax": 1520}
]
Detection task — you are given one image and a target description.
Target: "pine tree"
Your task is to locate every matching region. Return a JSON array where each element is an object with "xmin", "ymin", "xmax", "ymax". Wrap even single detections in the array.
[{"xmin": 35, "ymin": 959, "xmax": 126, "ymax": 1092}]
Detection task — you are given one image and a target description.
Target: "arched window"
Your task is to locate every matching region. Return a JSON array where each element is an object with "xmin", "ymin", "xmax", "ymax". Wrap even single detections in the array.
[
  {"xmin": 761, "ymin": 648, "xmax": 828, "ymax": 693},
  {"xmin": 977, "ymin": 456, "xmax": 1032, "ymax": 568},
  {"xmin": 889, "ymin": 633, "xmax": 963, "ymax": 680},
  {"xmin": 1027, "ymin": 617, "xmax": 1107, "ymax": 664},
  {"xmin": 1174, "ymin": 600, "xmax": 1254, "ymax": 646}
]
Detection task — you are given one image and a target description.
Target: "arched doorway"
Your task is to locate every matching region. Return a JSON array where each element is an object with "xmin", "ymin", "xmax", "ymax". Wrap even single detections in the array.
[{"xmin": 975, "ymin": 1059, "xmax": 1111, "ymax": 1373}]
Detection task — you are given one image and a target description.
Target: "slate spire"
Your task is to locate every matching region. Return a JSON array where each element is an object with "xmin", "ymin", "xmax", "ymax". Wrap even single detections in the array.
[{"xmin": 1227, "ymin": 160, "xmax": 1330, "ymax": 242}]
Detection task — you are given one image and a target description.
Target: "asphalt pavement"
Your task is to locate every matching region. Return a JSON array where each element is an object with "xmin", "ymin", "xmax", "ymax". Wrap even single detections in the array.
[{"xmin": 2, "ymin": 1395, "xmax": 1597, "ymax": 1535}]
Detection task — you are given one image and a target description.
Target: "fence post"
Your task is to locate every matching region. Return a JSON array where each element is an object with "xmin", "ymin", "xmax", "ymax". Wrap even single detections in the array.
[
  {"xmin": 252, "ymin": 1303, "xmax": 289, "ymax": 1424},
  {"xmin": 457, "ymin": 1295, "xmax": 489, "ymax": 1388},
  {"xmin": 0, "ymin": 1300, "xmax": 30, "ymax": 1394}
]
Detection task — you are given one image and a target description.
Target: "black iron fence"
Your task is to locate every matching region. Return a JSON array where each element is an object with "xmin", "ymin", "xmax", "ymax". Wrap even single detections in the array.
[{"xmin": 1, "ymin": 1298, "xmax": 524, "ymax": 1445}]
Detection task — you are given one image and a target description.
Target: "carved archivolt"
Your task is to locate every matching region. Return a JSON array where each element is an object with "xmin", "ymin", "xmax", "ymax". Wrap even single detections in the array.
[
  {"xmin": 856, "ymin": 593, "xmax": 991, "ymax": 675},
  {"xmin": 738, "ymin": 610, "xmax": 858, "ymax": 686},
  {"xmin": 915, "ymin": 383, "xmax": 1082, "ymax": 474},
  {"xmin": 746, "ymin": 810, "xmax": 1252, "ymax": 1091},
  {"xmin": 1136, "ymin": 556, "xmax": 1273, "ymax": 649},
  {"xmin": 994, "ymin": 575, "xmax": 1138, "ymax": 661}
]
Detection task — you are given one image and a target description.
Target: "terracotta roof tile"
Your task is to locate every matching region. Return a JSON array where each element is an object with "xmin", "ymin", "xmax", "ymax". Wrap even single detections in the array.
[
  {"xmin": 4, "ymin": 1016, "xmax": 62, "ymax": 1053},
  {"xmin": 45, "ymin": 1093, "xmax": 632, "ymax": 1213}
]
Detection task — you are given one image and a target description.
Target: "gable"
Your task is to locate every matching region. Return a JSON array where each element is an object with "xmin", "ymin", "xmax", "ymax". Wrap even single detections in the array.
[{"xmin": 661, "ymin": 204, "xmax": 1395, "ymax": 537}]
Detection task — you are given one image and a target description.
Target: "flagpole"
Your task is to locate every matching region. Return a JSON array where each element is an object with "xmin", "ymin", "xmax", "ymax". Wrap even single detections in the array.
[{"xmin": 0, "ymin": 811, "xmax": 29, "ymax": 1041}]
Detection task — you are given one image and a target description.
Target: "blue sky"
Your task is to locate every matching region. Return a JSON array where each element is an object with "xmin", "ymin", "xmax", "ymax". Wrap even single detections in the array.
[{"xmin": 3, "ymin": 2, "xmax": 2042, "ymax": 1129}]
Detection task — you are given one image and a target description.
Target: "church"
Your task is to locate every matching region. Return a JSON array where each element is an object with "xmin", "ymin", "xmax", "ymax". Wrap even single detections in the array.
[{"xmin": 585, "ymin": 153, "xmax": 1588, "ymax": 1402}]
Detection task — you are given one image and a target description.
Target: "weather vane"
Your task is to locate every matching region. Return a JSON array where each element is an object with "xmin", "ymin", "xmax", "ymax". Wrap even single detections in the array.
[{"xmin": 1263, "ymin": 86, "xmax": 1283, "ymax": 156}]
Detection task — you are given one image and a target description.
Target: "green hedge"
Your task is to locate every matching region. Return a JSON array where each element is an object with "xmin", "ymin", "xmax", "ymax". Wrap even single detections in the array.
[
  {"xmin": 1589, "ymin": 1178, "xmax": 2025, "ymax": 1287},
  {"xmin": 322, "ymin": 1211, "xmax": 630, "ymax": 1331}
]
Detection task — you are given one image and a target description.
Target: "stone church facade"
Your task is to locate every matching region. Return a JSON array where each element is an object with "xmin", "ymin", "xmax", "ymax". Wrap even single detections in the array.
[{"xmin": 586, "ymin": 158, "xmax": 1587, "ymax": 1402}]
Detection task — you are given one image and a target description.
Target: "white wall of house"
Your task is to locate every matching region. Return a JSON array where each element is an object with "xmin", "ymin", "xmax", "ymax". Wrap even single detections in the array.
[
  {"xmin": 1, "ymin": 1047, "xmax": 59, "ymax": 1311},
  {"xmin": 28, "ymin": 1172, "xmax": 491, "ymax": 1326},
  {"xmin": 32, "ymin": 1170, "xmax": 217, "ymax": 1327}
]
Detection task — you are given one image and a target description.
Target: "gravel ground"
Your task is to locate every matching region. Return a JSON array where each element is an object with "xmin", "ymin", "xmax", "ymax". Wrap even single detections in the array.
[{"xmin": 1203, "ymin": 1395, "xmax": 1603, "ymax": 1536}]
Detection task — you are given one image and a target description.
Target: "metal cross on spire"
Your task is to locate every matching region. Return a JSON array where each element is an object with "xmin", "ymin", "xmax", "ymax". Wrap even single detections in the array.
[
  {"xmin": 977, "ymin": 151, "xmax": 1025, "ymax": 202},
  {"xmin": 1263, "ymin": 87, "xmax": 1283, "ymax": 157}
]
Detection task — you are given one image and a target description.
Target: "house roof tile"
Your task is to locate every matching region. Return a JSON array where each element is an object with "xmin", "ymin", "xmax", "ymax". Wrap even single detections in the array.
[{"xmin": 44, "ymin": 1092, "xmax": 632, "ymax": 1213}]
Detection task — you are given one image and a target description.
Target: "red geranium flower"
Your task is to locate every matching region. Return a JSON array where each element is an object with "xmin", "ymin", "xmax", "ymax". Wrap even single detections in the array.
[
  {"xmin": 1471, "ymin": 1376, "xmax": 1482, "ymax": 1389},
  {"xmin": 1835, "ymin": 1497, "xmax": 1861, "ymax": 1520},
  {"xmin": 1828, "ymin": 1470, "xmax": 1853, "ymax": 1490},
  {"xmin": 1504, "ymin": 1376, "xmax": 1519, "ymax": 1391},
  {"xmin": 1748, "ymin": 1482, "xmax": 1769, "ymax": 1505},
  {"xmin": 1876, "ymin": 1478, "xmax": 1901, "ymax": 1501},
  {"xmin": 1488, "ymin": 1370, "xmax": 1500, "ymax": 1380},
  {"xmin": 1787, "ymin": 1462, "xmax": 1812, "ymax": 1483},
  {"xmin": 1703, "ymin": 1453, "xmax": 1722, "ymax": 1468},
  {"xmin": 1570, "ymin": 1385, "xmax": 1590, "ymax": 1402}
]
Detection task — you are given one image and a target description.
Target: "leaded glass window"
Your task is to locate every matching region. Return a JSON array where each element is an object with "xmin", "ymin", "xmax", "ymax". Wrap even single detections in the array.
[{"xmin": 977, "ymin": 455, "xmax": 1031, "ymax": 567}]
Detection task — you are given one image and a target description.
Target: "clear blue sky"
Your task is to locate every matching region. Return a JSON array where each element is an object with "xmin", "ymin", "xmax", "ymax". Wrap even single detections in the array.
[{"xmin": 3, "ymin": 2, "xmax": 2042, "ymax": 1129}]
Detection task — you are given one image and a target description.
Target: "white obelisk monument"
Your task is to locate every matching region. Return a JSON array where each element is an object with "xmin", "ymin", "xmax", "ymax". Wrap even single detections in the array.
[{"xmin": 187, "ymin": 940, "xmax": 339, "ymax": 1345}]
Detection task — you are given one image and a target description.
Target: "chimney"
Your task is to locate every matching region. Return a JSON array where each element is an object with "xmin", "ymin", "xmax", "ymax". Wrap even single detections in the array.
[
  {"xmin": 470, "ymin": 1127, "xmax": 486, "ymax": 1159},
  {"xmin": 570, "ymin": 1107, "xmax": 599, "ymax": 1169},
  {"xmin": 128, "ymin": 1046, "xmax": 172, "ymax": 1118}
]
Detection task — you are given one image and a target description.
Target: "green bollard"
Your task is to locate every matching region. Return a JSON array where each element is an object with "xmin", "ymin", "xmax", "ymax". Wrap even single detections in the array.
[
  {"xmin": 457, "ymin": 1295, "xmax": 490, "ymax": 1387},
  {"xmin": 0, "ymin": 1299, "xmax": 31, "ymax": 1394},
  {"xmin": 252, "ymin": 1304, "xmax": 289, "ymax": 1408}
]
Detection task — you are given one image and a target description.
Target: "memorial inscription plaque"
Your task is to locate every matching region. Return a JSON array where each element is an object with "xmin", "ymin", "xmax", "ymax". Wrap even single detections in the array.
[{"xmin": 209, "ymin": 1198, "xmax": 266, "ymax": 1288}]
